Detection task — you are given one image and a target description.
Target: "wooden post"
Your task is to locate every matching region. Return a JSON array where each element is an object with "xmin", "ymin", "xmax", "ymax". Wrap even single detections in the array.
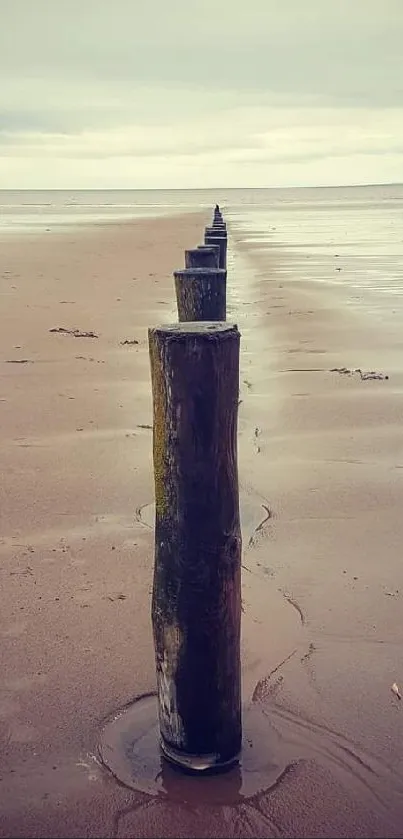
[
  {"xmin": 197, "ymin": 243, "xmax": 220, "ymax": 265},
  {"xmin": 185, "ymin": 246, "xmax": 219, "ymax": 269},
  {"xmin": 205, "ymin": 226, "xmax": 227, "ymax": 238},
  {"xmin": 204, "ymin": 232, "xmax": 227, "ymax": 270},
  {"xmin": 148, "ymin": 322, "xmax": 242, "ymax": 772},
  {"xmin": 174, "ymin": 267, "xmax": 226, "ymax": 321}
]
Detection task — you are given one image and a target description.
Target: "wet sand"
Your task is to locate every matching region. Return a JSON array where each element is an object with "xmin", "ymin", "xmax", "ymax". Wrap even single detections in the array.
[{"xmin": 1, "ymin": 213, "xmax": 403, "ymax": 838}]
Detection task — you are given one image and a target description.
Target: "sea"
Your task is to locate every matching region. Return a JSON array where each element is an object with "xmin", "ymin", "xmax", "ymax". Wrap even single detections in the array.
[{"xmin": 1, "ymin": 185, "xmax": 403, "ymax": 319}]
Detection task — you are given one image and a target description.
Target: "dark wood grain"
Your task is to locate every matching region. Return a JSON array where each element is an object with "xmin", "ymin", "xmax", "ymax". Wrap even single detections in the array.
[
  {"xmin": 174, "ymin": 267, "xmax": 226, "ymax": 321},
  {"xmin": 148, "ymin": 322, "xmax": 242, "ymax": 768}
]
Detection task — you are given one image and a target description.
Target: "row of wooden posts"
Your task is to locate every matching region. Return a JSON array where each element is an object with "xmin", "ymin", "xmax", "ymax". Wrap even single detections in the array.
[{"xmin": 148, "ymin": 206, "xmax": 242, "ymax": 773}]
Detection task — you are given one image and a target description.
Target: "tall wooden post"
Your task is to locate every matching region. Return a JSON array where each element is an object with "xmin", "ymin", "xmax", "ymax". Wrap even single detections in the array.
[
  {"xmin": 174, "ymin": 267, "xmax": 226, "ymax": 321},
  {"xmin": 204, "ymin": 231, "xmax": 227, "ymax": 270},
  {"xmin": 148, "ymin": 322, "xmax": 242, "ymax": 771},
  {"xmin": 185, "ymin": 246, "xmax": 219, "ymax": 269}
]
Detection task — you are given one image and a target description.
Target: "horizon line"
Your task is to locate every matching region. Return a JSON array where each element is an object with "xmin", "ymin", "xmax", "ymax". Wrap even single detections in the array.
[{"xmin": 0, "ymin": 181, "xmax": 402, "ymax": 192}]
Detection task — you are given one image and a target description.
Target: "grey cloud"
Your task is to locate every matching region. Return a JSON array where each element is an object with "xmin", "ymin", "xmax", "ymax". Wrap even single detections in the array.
[
  {"xmin": 1, "ymin": 0, "xmax": 403, "ymax": 187},
  {"xmin": 1, "ymin": 0, "xmax": 403, "ymax": 106},
  {"xmin": 0, "ymin": 129, "xmax": 263, "ymax": 159}
]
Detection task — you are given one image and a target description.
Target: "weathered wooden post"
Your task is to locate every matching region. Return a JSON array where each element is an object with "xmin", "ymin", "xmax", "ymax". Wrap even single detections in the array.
[
  {"xmin": 204, "ymin": 230, "xmax": 227, "ymax": 270},
  {"xmin": 174, "ymin": 267, "xmax": 226, "ymax": 321},
  {"xmin": 213, "ymin": 204, "xmax": 223, "ymax": 223},
  {"xmin": 205, "ymin": 225, "xmax": 227, "ymax": 238},
  {"xmin": 197, "ymin": 243, "xmax": 220, "ymax": 265},
  {"xmin": 185, "ymin": 246, "xmax": 219, "ymax": 269},
  {"xmin": 148, "ymin": 321, "xmax": 242, "ymax": 771}
]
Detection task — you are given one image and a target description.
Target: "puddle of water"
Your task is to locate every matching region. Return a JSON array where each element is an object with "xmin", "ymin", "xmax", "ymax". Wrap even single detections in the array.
[{"xmin": 98, "ymin": 693, "xmax": 294, "ymax": 803}]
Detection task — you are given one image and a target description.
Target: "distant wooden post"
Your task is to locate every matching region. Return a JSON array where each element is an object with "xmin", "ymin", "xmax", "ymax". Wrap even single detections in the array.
[
  {"xmin": 204, "ymin": 231, "xmax": 227, "ymax": 270},
  {"xmin": 174, "ymin": 267, "xmax": 226, "ymax": 321},
  {"xmin": 197, "ymin": 244, "xmax": 220, "ymax": 265},
  {"xmin": 205, "ymin": 226, "xmax": 227, "ymax": 238},
  {"xmin": 185, "ymin": 246, "xmax": 219, "ymax": 269},
  {"xmin": 148, "ymin": 321, "xmax": 242, "ymax": 772}
]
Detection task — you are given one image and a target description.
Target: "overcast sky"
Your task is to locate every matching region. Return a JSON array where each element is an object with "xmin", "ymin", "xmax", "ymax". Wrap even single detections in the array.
[{"xmin": 1, "ymin": 0, "xmax": 402, "ymax": 189}]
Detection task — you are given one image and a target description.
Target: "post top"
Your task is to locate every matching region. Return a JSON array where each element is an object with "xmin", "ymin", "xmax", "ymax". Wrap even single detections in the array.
[
  {"xmin": 174, "ymin": 267, "xmax": 226, "ymax": 277},
  {"xmin": 149, "ymin": 322, "xmax": 238, "ymax": 337},
  {"xmin": 186, "ymin": 246, "xmax": 219, "ymax": 254}
]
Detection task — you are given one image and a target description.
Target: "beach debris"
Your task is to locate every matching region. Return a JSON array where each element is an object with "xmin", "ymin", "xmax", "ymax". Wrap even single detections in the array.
[
  {"xmin": 301, "ymin": 642, "xmax": 316, "ymax": 663},
  {"xmin": 120, "ymin": 338, "xmax": 139, "ymax": 345},
  {"xmin": 137, "ymin": 423, "xmax": 152, "ymax": 430},
  {"xmin": 105, "ymin": 593, "xmax": 127, "ymax": 602},
  {"xmin": 248, "ymin": 503, "xmax": 273, "ymax": 547},
  {"xmin": 5, "ymin": 359, "xmax": 33, "ymax": 364},
  {"xmin": 49, "ymin": 327, "xmax": 98, "ymax": 338},
  {"xmin": 253, "ymin": 426, "xmax": 262, "ymax": 453},
  {"xmin": 391, "ymin": 683, "xmax": 401, "ymax": 700},
  {"xmin": 280, "ymin": 591, "xmax": 306, "ymax": 625},
  {"xmin": 330, "ymin": 367, "xmax": 389, "ymax": 381},
  {"xmin": 356, "ymin": 368, "xmax": 389, "ymax": 381}
]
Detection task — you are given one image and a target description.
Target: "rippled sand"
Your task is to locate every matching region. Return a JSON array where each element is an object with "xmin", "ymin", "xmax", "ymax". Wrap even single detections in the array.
[{"xmin": 1, "ymin": 212, "xmax": 403, "ymax": 837}]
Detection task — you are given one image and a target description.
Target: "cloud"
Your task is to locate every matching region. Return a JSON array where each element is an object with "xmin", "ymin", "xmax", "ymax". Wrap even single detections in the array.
[{"xmin": 0, "ymin": 0, "xmax": 403, "ymax": 187}]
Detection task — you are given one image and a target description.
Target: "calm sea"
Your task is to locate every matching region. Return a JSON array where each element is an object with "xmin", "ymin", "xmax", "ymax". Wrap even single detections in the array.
[{"xmin": 1, "ymin": 185, "xmax": 403, "ymax": 316}]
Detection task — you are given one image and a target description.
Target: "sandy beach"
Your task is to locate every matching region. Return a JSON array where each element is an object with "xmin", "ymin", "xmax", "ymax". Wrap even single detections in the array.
[{"xmin": 1, "ymin": 210, "xmax": 403, "ymax": 838}]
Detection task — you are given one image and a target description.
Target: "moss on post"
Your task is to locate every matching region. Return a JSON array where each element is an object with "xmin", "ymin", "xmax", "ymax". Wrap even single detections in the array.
[{"xmin": 148, "ymin": 322, "xmax": 242, "ymax": 771}]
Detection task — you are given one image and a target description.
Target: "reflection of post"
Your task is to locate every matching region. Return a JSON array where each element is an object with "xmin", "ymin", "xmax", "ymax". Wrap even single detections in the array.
[
  {"xmin": 174, "ymin": 267, "xmax": 226, "ymax": 321},
  {"xmin": 204, "ymin": 230, "xmax": 227, "ymax": 270},
  {"xmin": 148, "ymin": 322, "xmax": 242, "ymax": 772},
  {"xmin": 185, "ymin": 246, "xmax": 219, "ymax": 268}
]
